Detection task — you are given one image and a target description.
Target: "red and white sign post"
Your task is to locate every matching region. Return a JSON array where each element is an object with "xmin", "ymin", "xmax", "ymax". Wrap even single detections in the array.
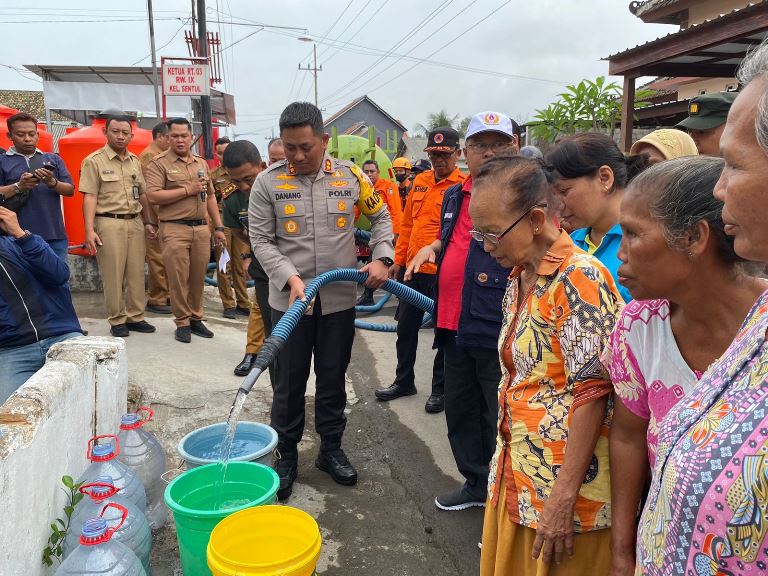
[{"xmin": 160, "ymin": 56, "xmax": 210, "ymax": 120}]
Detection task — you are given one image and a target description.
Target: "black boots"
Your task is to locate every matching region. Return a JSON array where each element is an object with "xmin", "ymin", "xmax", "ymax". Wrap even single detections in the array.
[
  {"xmin": 315, "ymin": 435, "xmax": 358, "ymax": 486},
  {"xmin": 273, "ymin": 436, "xmax": 358, "ymax": 501},
  {"xmin": 273, "ymin": 443, "xmax": 298, "ymax": 501}
]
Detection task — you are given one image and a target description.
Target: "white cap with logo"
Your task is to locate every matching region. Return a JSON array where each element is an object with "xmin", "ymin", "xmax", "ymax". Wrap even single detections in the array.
[{"xmin": 465, "ymin": 111, "xmax": 515, "ymax": 140}]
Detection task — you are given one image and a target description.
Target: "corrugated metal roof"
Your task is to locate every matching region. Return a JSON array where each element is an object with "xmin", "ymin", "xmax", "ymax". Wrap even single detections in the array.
[
  {"xmin": 324, "ymin": 95, "xmax": 408, "ymax": 133},
  {"xmin": 630, "ymin": 0, "xmax": 683, "ymax": 17},
  {"xmin": 606, "ymin": 1, "xmax": 768, "ymax": 61}
]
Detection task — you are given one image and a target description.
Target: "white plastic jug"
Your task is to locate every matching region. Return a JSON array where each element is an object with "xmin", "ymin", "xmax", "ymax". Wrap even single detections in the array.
[
  {"xmin": 64, "ymin": 476, "xmax": 152, "ymax": 575},
  {"xmin": 116, "ymin": 407, "xmax": 168, "ymax": 529},
  {"xmin": 76, "ymin": 435, "xmax": 147, "ymax": 512},
  {"xmin": 55, "ymin": 508, "xmax": 147, "ymax": 576}
]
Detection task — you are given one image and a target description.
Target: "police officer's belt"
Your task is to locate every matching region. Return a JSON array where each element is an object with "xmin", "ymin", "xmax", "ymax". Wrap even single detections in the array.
[
  {"xmin": 97, "ymin": 212, "xmax": 140, "ymax": 219},
  {"xmin": 160, "ymin": 219, "xmax": 208, "ymax": 226}
]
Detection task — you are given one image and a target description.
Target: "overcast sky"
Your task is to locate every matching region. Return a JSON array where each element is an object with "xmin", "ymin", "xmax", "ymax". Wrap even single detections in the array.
[{"xmin": 1, "ymin": 1, "xmax": 673, "ymax": 149}]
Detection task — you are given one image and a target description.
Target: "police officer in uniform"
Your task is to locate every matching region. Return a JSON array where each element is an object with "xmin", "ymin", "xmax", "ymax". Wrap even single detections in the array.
[
  {"xmin": 145, "ymin": 118, "xmax": 227, "ymax": 343},
  {"xmin": 80, "ymin": 113, "xmax": 157, "ymax": 337},
  {"xmin": 212, "ymin": 137, "xmax": 250, "ymax": 318},
  {"xmin": 250, "ymin": 102, "xmax": 394, "ymax": 500}
]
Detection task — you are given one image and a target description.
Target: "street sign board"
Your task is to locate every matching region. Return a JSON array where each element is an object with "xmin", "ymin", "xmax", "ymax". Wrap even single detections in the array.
[{"xmin": 162, "ymin": 63, "xmax": 210, "ymax": 96}]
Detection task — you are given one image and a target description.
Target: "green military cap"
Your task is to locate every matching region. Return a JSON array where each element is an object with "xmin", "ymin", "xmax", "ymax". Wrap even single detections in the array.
[{"xmin": 676, "ymin": 92, "xmax": 738, "ymax": 131}]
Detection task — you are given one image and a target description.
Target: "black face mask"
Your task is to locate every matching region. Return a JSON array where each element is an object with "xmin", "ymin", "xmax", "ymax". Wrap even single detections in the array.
[{"xmin": 395, "ymin": 173, "xmax": 407, "ymax": 183}]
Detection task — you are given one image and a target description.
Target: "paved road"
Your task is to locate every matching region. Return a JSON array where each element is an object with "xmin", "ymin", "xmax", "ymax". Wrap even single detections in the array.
[{"xmin": 74, "ymin": 286, "xmax": 484, "ymax": 575}]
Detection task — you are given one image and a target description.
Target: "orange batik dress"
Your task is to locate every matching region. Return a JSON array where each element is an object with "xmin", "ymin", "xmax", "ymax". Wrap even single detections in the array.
[{"xmin": 480, "ymin": 231, "xmax": 623, "ymax": 576}]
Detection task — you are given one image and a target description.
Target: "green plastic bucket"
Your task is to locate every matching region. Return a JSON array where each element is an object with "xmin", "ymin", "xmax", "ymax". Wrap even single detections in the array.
[{"xmin": 164, "ymin": 461, "xmax": 280, "ymax": 576}]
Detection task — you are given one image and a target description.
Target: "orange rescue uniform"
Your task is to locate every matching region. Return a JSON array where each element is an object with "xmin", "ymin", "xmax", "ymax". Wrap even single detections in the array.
[
  {"xmin": 374, "ymin": 178, "xmax": 402, "ymax": 235},
  {"xmin": 395, "ymin": 167, "xmax": 466, "ymax": 275},
  {"xmin": 354, "ymin": 177, "xmax": 403, "ymax": 235}
]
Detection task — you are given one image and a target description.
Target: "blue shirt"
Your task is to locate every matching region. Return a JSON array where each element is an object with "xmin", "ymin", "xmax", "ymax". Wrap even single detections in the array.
[
  {"xmin": 0, "ymin": 233, "xmax": 82, "ymax": 348},
  {"xmin": 0, "ymin": 149, "xmax": 73, "ymax": 241},
  {"xmin": 571, "ymin": 224, "xmax": 632, "ymax": 303}
]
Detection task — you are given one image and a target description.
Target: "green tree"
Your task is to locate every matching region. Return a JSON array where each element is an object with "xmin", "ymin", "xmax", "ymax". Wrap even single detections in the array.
[
  {"xmin": 529, "ymin": 76, "xmax": 654, "ymax": 144},
  {"xmin": 457, "ymin": 116, "xmax": 471, "ymax": 138},
  {"xmin": 414, "ymin": 109, "xmax": 460, "ymax": 137}
]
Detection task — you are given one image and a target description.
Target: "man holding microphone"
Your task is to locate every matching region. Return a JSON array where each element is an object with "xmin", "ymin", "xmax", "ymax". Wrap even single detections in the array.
[{"xmin": 145, "ymin": 118, "xmax": 226, "ymax": 343}]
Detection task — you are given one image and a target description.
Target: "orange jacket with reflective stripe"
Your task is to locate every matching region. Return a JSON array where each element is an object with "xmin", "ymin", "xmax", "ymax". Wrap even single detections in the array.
[
  {"xmin": 395, "ymin": 167, "xmax": 466, "ymax": 274},
  {"xmin": 353, "ymin": 178, "xmax": 403, "ymax": 235},
  {"xmin": 374, "ymin": 178, "xmax": 402, "ymax": 235}
]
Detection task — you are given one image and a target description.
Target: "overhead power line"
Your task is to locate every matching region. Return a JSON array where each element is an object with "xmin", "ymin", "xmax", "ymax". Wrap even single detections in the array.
[
  {"xmin": 324, "ymin": 0, "xmax": 526, "ymax": 108},
  {"xmin": 320, "ymin": 0, "xmax": 464, "ymax": 104},
  {"xmin": 316, "ymin": 0, "xmax": 375, "ymax": 62}
]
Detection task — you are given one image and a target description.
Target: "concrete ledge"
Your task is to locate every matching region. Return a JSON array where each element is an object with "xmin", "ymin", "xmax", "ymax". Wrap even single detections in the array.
[
  {"xmin": 0, "ymin": 337, "xmax": 128, "ymax": 575},
  {"xmin": 68, "ymin": 253, "xmax": 102, "ymax": 293}
]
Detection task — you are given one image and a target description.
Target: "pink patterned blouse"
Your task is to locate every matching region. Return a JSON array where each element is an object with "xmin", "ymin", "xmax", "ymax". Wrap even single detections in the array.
[{"xmin": 602, "ymin": 299, "xmax": 701, "ymax": 466}]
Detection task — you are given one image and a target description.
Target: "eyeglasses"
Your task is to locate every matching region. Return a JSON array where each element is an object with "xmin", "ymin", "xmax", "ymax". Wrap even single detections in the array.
[
  {"xmin": 466, "ymin": 141, "xmax": 513, "ymax": 154},
  {"xmin": 470, "ymin": 204, "xmax": 547, "ymax": 245}
]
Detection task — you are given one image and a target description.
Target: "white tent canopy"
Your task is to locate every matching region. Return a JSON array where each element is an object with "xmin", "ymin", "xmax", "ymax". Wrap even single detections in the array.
[{"xmin": 24, "ymin": 64, "xmax": 235, "ymax": 124}]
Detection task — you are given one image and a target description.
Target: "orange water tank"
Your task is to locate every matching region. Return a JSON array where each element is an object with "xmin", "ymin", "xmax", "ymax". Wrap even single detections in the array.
[
  {"xmin": 0, "ymin": 106, "xmax": 53, "ymax": 153},
  {"xmin": 58, "ymin": 117, "xmax": 153, "ymax": 254},
  {"xmin": 37, "ymin": 124, "xmax": 54, "ymax": 153}
]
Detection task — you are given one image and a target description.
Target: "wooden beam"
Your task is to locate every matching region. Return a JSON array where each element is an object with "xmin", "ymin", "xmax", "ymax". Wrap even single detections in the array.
[
  {"xmin": 634, "ymin": 100, "xmax": 690, "ymax": 120},
  {"xmin": 621, "ymin": 76, "xmax": 636, "ymax": 154},
  {"xmin": 631, "ymin": 63, "xmax": 739, "ymax": 77},
  {"xmin": 608, "ymin": 4, "xmax": 768, "ymax": 75}
]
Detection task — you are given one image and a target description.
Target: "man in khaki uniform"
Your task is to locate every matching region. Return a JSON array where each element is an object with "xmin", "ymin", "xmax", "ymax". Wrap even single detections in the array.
[
  {"xmin": 80, "ymin": 113, "xmax": 157, "ymax": 337},
  {"xmin": 211, "ymin": 137, "xmax": 249, "ymax": 318},
  {"xmin": 138, "ymin": 122, "xmax": 171, "ymax": 314},
  {"xmin": 145, "ymin": 118, "xmax": 227, "ymax": 343}
]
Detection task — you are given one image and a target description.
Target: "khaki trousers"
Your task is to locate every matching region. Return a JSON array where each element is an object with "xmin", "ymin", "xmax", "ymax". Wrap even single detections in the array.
[
  {"xmin": 216, "ymin": 227, "xmax": 250, "ymax": 309},
  {"xmin": 146, "ymin": 204, "xmax": 168, "ymax": 306},
  {"xmin": 245, "ymin": 289, "xmax": 266, "ymax": 354},
  {"xmin": 94, "ymin": 216, "xmax": 146, "ymax": 326},
  {"xmin": 161, "ymin": 223, "xmax": 210, "ymax": 327}
]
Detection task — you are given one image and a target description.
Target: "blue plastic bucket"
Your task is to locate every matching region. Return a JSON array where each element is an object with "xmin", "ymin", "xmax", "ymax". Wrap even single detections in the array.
[{"xmin": 177, "ymin": 422, "xmax": 278, "ymax": 470}]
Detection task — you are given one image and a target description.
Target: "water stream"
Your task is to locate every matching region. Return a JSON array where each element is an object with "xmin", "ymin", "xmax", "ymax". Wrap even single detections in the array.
[{"xmin": 213, "ymin": 389, "xmax": 248, "ymax": 509}]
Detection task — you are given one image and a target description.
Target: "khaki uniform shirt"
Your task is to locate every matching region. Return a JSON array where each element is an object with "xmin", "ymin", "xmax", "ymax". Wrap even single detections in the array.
[
  {"xmin": 249, "ymin": 154, "xmax": 394, "ymax": 314},
  {"xmin": 210, "ymin": 165, "xmax": 237, "ymax": 205},
  {"xmin": 79, "ymin": 145, "xmax": 145, "ymax": 214},
  {"xmin": 138, "ymin": 141, "xmax": 165, "ymax": 173},
  {"xmin": 144, "ymin": 150, "xmax": 212, "ymax": 221}
]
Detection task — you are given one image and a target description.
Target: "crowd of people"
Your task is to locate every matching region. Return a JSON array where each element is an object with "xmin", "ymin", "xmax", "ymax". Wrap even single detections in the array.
[{"xmin": 1, "ymin": 37, "xmax": 768, "ymax": 575}]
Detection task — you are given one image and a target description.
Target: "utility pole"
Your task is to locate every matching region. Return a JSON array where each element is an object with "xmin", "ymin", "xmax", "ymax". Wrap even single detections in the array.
[
  {"xmin": 196, "ymin": 0, "xmax": 213, "ymax": 159},
  {"xmin": 298, "ymin": 42, "xmax": 322, "ymax": 107},
  {"xmin": 146, "ymin": 0, "xmax": 162, "ymax": 121}
]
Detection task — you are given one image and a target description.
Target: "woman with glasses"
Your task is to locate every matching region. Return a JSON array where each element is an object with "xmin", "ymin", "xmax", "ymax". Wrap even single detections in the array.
[
  {"xmin": 547, "ymin": 132, "xmax": 650, "ymax": 303},
  {"xmin": 471, "ymin": 156, "xmax": 623, "ymax": 576}
]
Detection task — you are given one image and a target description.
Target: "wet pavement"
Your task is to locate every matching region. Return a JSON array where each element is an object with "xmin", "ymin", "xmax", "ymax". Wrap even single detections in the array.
[{"xmin": 74, "ymin": 286, "xmax": 483, "ymax": 575}]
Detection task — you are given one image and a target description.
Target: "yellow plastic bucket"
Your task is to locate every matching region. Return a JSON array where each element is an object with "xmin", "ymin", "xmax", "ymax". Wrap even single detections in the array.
[{"xmin": 207, "ymin": 505, "xmax": 322, "ymax": 576}]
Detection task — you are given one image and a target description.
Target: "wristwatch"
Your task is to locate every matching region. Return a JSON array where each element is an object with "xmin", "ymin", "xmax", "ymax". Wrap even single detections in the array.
[
  {"xmin": 377, "ymin": 256, "xmax": 394, "ymax": 267},
  {"xmin": 214, "ymin": 226, "xmax": 225, "ymax": 232}
]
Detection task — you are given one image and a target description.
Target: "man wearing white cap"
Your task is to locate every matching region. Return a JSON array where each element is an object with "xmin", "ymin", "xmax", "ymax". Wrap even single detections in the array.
[{"xmin": 406, "ymin": 111, "xmax": 517, "ymax": 511}]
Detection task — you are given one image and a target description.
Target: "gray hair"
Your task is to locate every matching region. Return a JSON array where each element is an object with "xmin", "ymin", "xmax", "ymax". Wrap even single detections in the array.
[
  {"xmin": 737, "ymin": 39, "xmax": 768, "ymax": 154},
  {"xmin": 628, "ymin": 156, "xmax": 741, "ymax": 264}
]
